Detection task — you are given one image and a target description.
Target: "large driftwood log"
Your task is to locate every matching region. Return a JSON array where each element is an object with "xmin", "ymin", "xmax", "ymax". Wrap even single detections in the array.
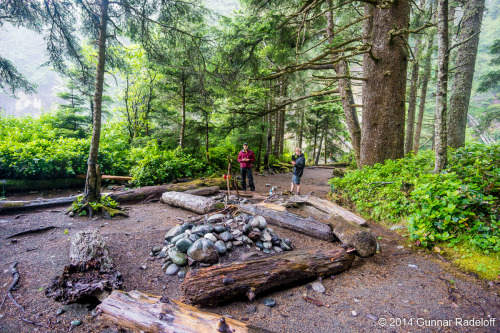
[
  {"xmin": 185, "ymin": 186, "xmax": 220, "ymax": 196},
  {"xmin": 98, "ymin": 290, "xmax": 271, "ymax": 333},
  {"xmin": 181, "ymin": 248, "xmax": 354, "ymax": 307},
  {"xmin": 239, "ymin": 204, "xmax": 334, "ymax": 241},
  {"xmin": 0, "ymin": 178, "xmax": 226, "ymax": 213},
  {"xmin": 161, "ymin": 192, "xmax": 224, "ymax": 214},
  {"xmin": 327, "ymin": 218, "xmax": 377, "ymax": 257},
  {"xmin": 286, "ymin": 195, "xmax": 368, "ymax": 226},
  {"xmin": 45, "ymin": 229, "xmax": 122, "ymax": 303}
]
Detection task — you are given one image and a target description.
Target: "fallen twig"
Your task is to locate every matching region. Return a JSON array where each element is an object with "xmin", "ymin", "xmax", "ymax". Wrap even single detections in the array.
[
  {"xmin": 7, "ymin": 226, "xmax": 58, "ymax": 239},
  {"xmin": 20, "ymin": 317, "xmax": 49, "ymax": 329},
  {"xmin": 0, "ymin": 262, "xmax": 25, "ymax": 312},
  {"xmin": 302, "ymin": 296, "xmax": 330, "ymax": 307}
]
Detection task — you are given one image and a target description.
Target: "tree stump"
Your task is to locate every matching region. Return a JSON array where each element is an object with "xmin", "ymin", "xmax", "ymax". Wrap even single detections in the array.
[
  {"xmin": 45, "ymin": 229, "xmax": 122, "ymax": 304},
  {"xmin": 181, "ymin": 248, "xmax": 354, "ymax": 307},
  {"xmin": 98, "ymin": 290, "xmax": 272, "ymax": 333}
]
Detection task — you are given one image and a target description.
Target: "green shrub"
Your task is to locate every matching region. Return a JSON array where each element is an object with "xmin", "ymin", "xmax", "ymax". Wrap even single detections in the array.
[{"xmin": 330, "ymin": 144, "xmax": 500, "ymax": 253}]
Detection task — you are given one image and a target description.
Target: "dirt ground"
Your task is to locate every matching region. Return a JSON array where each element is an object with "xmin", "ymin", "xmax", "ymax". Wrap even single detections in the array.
[{"xmin": 0, "ymin": 168, "xmax": 498, "ymax": 333}]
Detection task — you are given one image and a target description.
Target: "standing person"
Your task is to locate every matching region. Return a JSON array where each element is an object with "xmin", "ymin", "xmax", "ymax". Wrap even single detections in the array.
[
  {"xmin": 291, "ymin": 147, "xmax": 305, "ymax": 195},
  {"xmin": 237, "ymin": 143, "xmax": 256, "ymax": 192}
]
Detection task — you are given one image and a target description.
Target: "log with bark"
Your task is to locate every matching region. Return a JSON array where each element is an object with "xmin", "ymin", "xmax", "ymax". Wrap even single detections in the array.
[
  {"xmin": 161, "ymin": 192, "xmax": 224, "ymax": 214},
  {"xmin": 327, "ymin": 217, "xmax": 377, "ymax": 257},
  {"xmin": 0, "ymin": 178, "xmax": 226, "ymax": 213},
  {"xmin": 45, "ymin": 229, "xmax": 123, "ymax": 304},
  {"xmin": 185, "ymin": 186, "xmax": 220, "ymax": 196},
  {"xmin": 181, "ymin": 248, "xmax": 354, "ymax": 307},
  {"xmin": 98, "ymin": 290, "xmax": 272, "ymax": 333},
  {"xmin": 239, "ymin": 204, "xmax": 334, "ymax": 242}
]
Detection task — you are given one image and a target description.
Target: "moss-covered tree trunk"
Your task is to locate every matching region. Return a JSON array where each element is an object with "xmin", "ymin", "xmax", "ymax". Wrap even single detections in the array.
[
  {"xmin": 360, "ymin": 0, "xmax": 410, "ymax": 167},
  {"xmin": 447, "ymin": 0, "xmax": 485, "ymax": 148},
  {"xmin": 85, "ymin": 0, "xmax": 108, "ymax": 203}
]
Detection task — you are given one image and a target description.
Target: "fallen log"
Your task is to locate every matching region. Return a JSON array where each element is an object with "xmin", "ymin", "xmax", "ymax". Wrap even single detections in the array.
[
  {"xmin": 161, "ymin": 192, "xmax": 224, "ymax": 214},
  {"xmin": 98, "ymin": 290, "xmax": 271, "ymax": 333},
  {"xmin": 285, "ymin": 195, "xmax": 368, "ymax": 226},
  {"xmin": 239, "ymin": 204, "xmax": 333, "ymax": 241},
  {"xmin": 45, "ymin": 229, "xmax": 122, "ymax": 304},
  {"xmin": 7, "ymin": 226, "xmax": 58, "ymax": 239},
  {"xmin": 77, "ymin": 174, "xmax": 132, "ymax": 181},
  {"xmin": 0, "ymin": 178, "xmax": 226, "ymax": 213},
  {"xmin": 181, "ymin": 248, "xmax": 354, "ymax": 307},
  {"xmin": 185, "ymin": 186, "xmax": 220, "ymax": 196},
  {"xmin": 327, "ymin": 217, "xmax": 377, "ymax": 257}
]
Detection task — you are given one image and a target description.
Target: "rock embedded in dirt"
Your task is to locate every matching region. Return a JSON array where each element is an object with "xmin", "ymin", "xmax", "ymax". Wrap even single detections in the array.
[
  {"xmin": 351, "ymin": 310, "xmax": 358, "ymax": 317},
  {"xmin": 263, "ymin": 299, "xmax": 276, "ymax": 307},
  {"xmin": 187, "ymin": 239, "xmax": 219, "ymax": 263},
  {"xmin": 71, "ymin": 320, "xmax": 82, "ymax": 326},
  {"xmin": 175, "ymin": 238, "xmax": 193, "ymax": 253},
  {"xmin": 311, "ymin": 281, "xmax": 326, "ymax": 294},
  {"xmin": 166, "ymin": 263, "xmax": 180, "ymax": 275},
  {"xmin": 168, "ymin": 248, "xmax": 187, "ymax": 266}
]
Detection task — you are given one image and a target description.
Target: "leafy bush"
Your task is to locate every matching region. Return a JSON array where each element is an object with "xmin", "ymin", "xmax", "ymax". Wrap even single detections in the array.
[{"xmin": 330, "ymin": 144, "xmax": 500, "ymax": 253}]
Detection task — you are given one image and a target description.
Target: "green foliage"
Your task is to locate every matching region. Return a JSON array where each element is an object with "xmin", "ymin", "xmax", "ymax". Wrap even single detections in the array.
[
  {"xmin": 71, "ymin": 195, "xmax": 119, "ymax": 216},
  {"xmin": 330, "ymin": 144, "xmax": 500, "ymax": 253}
]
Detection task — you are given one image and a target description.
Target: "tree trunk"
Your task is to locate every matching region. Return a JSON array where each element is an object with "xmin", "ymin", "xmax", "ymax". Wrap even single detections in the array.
[
  {"xmin": 239, "ymin": 204, "xmax": 334, "ymax": 241},
  {"xmin": 181, "ymin": 248, "xmax": 354, "ymax": 307},
  {"xmin": 404, "ymin": 38, "xmax": 421, "ymax": 155},
  {"xmin": 45, "ymin": 229, "xmax": 123, "ymax": 304},
  {"xmin": 434, "ymin": 0, "xmax": 449, "ymax": 173},
  {"xmin": 360, "ymin": 0, "xmax": 411, "ymax": 167},
  {"xmin": 298, "ymin": 107, "xmax": 304, "ymax": 149},
  {"xmin": 326, "ymin": 0, "xmax": 361, "ymax": 166},
  {"xmin": 84, "ymin": 0, "xmax": 109, "ymax": 203},
  {"xmin": 273, "ymin": 108, "xmax": 280, "ymax": 158},
  {"xmin": 413, "ymin": 35, "xmax": 435, "ymax": 154},
  {"xmin": 315, "ymin": 129, "xmax": 324, "ymax": 165},
  {"xmin": 205, "ymin": 111, "xmax": 210, "ymax": 162},
  {"xmin": 264, "ymin": 102, "xmax": 272, "ymax": 169},
  {"xmin": 447, "ymin": 0, "xmax": 485, "ymax": 148},
  {"xmin": 180, "ymin": 71, "xmax": 186, "ymax": 149},
  {"xmin": 161, "ymin": 192, "xmax": 224, "ymax": 214},
  {"xmin": 98, "ymin": 290, "xmax": 271, "ymax": 333}
]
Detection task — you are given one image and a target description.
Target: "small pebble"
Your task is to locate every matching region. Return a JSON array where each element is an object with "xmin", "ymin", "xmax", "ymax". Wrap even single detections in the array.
[
  {"xmin": 366, "ymin": 313, "xmax": 378, "ymax": 321},
  {"xmin": 69, "ymin": 211, "xmax": 75, "ymax": 217},
  {"xmin": 351, "ymin": 310, "xmax": 358, "ymax": 317},
  {"xmin": 71, "ymin": 319, "xmax": 82, "ymax": 326},
  {"xmin": 139, "ymin": 265, "xmax": 147, "ymax": 270},
  {"xmin": 408, "ymin": 264, "xmax": 418, "ymax": 269},
  {"xmin": 263, "ymin": 299, "xmax": 276, "ymax": 307},
  {"xmin": 56, "ymin": 309, "xmax": 65, "ymax": 316}
]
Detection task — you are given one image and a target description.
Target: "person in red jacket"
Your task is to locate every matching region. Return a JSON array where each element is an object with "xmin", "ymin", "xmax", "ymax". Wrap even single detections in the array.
[{"xmin": 237, "ymin": 143, "xmax": 256, "ymax": 191}]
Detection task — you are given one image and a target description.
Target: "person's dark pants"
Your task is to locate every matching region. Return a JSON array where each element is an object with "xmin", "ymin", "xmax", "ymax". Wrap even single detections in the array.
[{"xmin": 240, "ymin": 167, "xmax": 255, "ymax": 191}]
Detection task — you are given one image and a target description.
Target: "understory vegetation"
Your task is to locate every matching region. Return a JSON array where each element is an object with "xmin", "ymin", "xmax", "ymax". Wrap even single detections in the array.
[{"xmin": 331, "ymin": 144, "xmax": 500, "ymax": 259}]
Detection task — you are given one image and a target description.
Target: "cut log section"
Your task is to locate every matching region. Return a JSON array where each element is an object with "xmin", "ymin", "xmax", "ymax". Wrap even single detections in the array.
[
  {"xmin": 181, "ymin": 248, "xmax": 354, "ymax": 307},
  {"xmin": 161, "ymin": 192, "xmax": 224, "ymax": 214},
  {"xmin": 45, "ymin": 229, "xmax": 122, "ymax": 304},
  {"xmin": 327, "ymin": 218, "xmax": 377, "ymax": 257},
  {"xmin": 98, "ymin": 290, "xmax": 272, "ymax": 333},
  {"xmin": 239, "ymin": 204, "xmax": 334, "ymax": 241}
]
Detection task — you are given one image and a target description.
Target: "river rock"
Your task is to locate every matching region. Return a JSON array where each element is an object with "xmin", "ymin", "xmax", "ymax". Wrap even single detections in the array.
[
  {"xmin": 232, "ymin": 240, "xmax": 243, "ymax": 246},
  {"xmin": 214, "ymin": 225, "xmax": 226, "ymax": 233},
  {"xmin": 151, "ymin": 246, "xmax": 162, "ymax": 254},
  {"xmin": 207, "ymin": 214, "xmax": 225, "ymax": 223},
  {"xmin": 225, "ymin": 241, "xmax": 233, "ymax": 251},
  {"xmin": 242, "ymin": 223, "xmax": 252, "ymax": 234},
  {"xmin": 312, "ymin": 281, "xmax": 326, "ymax": 294},
  {"xmin": 165, "ymin": 225, "xmax": 185, "ymax": 242},
  {"xmin": 241, "ymin": 235, "xmax": 253, "ymax": 244},
  {"xmin": 218, "ymin": 231, "xmax": 234, "ymax": 242},
  {"xmin": 255, "ymin": 240, "xmax": 264, "ymax": 249},
  {"xmin": 251, "ymin": 216, "xmax": 267, "ymax": 229},
  {"xmin": 189, "ymin": 234, "xmax": 200, "ymax": 242},
  {"xmin": 261, "ymin": 230, "xmax": 272, "ymax": 242},
  {"xmin": 262, "ymin": 248, "xmax": 271, "ymax": 254},
  {"xmin": 175, "ymin": 238, "xmax": 193, "ymax": 253},
  {"xmin": 204, "ymin": 232, "xmax": 218, "ymax": 243},
  {"xmin": 187, "ymin": 239, "xmax": 219, "ymax": 263},
  {"xmin": 161, "ymin": 261, "xmax": 172, "ymax": 271},
  {"xmin": 165, "ymin": 263, "xmax": 180, "ymax": 275},
  {"xmin": 192, "ymin": 224, "xmax": 214, "ymax": 236},
  {"xmin": 248, "ymin": 230, "xmax": 261, "ymax": 241},
  {"xmin": 232, "ymin": 230, "xmax": 242, "ymax": 238},
  {"xmin": 280, "ymin": 242, "xmax": 292, "ymax": 251},
  {"xmin": 273, "ymin": 246, "xmax": 283, "ymax": 253},
  {"xmin": 178, "ymin": 267, "xmax": 188, "ymax": 278},
  {"xmin": 171, "ymin": 233, "xmax": 186, "ymax": 245},
  {"xmin": 214, "ymin": 240, "xmax": 227, "ymax": 254},
  {"xmin": 263, "ymin": 241, "xmax": 272, "ymax": 249},
  {"xmin": 168, "ymin": 248, "xmax": 187, "ymax": 266}
]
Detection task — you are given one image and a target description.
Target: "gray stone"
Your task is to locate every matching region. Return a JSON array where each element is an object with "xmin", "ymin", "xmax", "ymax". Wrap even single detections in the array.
[
  {"xmin": 311, "ymin": 281, "xmax": 326, "ymax": 294},
  {"xmin": 192, "ymin": 224, "xmax": 214, "ymax": 236},
  {"xmin": 240, "ymin": 252, "xmax": 261, "ymax": 261},
  {"xmin": 164, "ymin": 225, "xmax": 185, "ymax": 242},
  {"xmin": 261, "ymin": 230, "xmax": 272, "ymax": 242},
  {"xmin": 251, "ymin": 216, "xmax": 267, "ymax": 229},
  {"xmin": 242, "ymin": 223, "xmax": 252, "ymax": 234},
  {"xmin": 187, "ymin": 239, "xmax": 219, "ymax": 263},
  {"xmin": 351, "ymin": 310, "xmax": 358, "ymax": 317},
  {"xmin": 263, "ymin": 241, "xmax": 272, "ymax": 249},
  {"xmin": 263, "ymin": 299, "xmax": 276, "ymax": 307},
  {"xmin": 214, "ymin": 240, "xmax": 227, "ymax": 254},
  {"xmin": 280, "ymin": 242, "xmax": 292, "ymax": 251},
  {"xmin": 218, "ymin": 231, "xmax": 234, "ymax": 242},
  {"xmin": 262, "ymin": 248, "xmax": 271, "ymax": 254},
  {"xmin": 71, "ymin": 320, "xmax": 82, "ymax": 326},
  {"xmin": 255, "ymin": 240, "xmax": 264, "ymax": 249},
  {"xmin": 232, "ymin": 240, "xmax": 243, "ymax": 246},
  {"xmin": 69, "ymin": 211, "xmax": 75, "ymax": 217},
  {"xmin": 226, "ymin": 219, "xmax": 234, "ymax": 225},
  {"xmin": 204, "ymin": 232, "xmax": 218, "ymax": 243},
  {"xmin": 166, "ymin": 263, "xmax": 180, "ymax": 275},
  {"xmin": 189, "ymin": 234, "xmax": 200, "ymax": 242},
  {"xmin": 177, "ymin": 267, "xmax": 188, "ymax": 278},
  {"xmin": 235, "ymin": 235, "xmax": 243, "ymax": 241},
  {"xmin": 273, "ymin": 246, "xmax": 283, "ymax": 252},
  {"xmin": 248, "ymin": 230, "xmax": 261, "ymax": 241},
  {"xmin": 246, "ymin": 305, "xmax": 257, "ymax": 314},
  {"xmin": 168, "ymin": 248, "xmax": 187, "ymax": 266},
  {"xmin": 207, "ymin": 214, "xmax": 225, "ymax": 223},
  {"xmin": 232, "ymin": 230, "xmax": 242, "ymax": 238},
  {"xmin": 175, "ymin": 238, "xmax": 193, "ymax": 253},
  {"xmin": 225, "ymin": 241, "xmax": 233, "ymax": 251},
  {"xmin": 170, "ymin": 233, "xmax": 187, "ymax": 245},
  {"xmin": 161, "ymin": 261, "xmax": 172, "ymax": 270},
  {"xmin": 185, "ymin": 229, "xmax": 192, "ymax": 235},
  {"xmin": 241, "ymin": 235, "xmax": 253, "ymax": 244},
  {"xmin": 214, "ymin": 225, "xmax": 226, "ymax": 233}
]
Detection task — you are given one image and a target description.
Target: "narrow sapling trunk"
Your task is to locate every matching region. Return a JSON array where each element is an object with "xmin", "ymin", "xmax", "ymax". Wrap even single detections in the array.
[
  {"xmin": 434, "ymin": 0, "xmax": 449, "ymax": 173},
  {"xmin": 84, "ymin": 0, "xmax": 109, "ymax": 204},
  {"xmin": 404, "ymin": 37, "xmax": 421, "ymax": 155},
  {"xmin": 180, "ymin": 71, "xmax": 186, "ymax": 149}
]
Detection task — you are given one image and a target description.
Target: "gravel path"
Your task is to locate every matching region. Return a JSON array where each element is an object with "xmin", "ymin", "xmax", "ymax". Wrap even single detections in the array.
[{"xmin": 0, "ymin": 167, "xmax": 498, "ymax": 332}]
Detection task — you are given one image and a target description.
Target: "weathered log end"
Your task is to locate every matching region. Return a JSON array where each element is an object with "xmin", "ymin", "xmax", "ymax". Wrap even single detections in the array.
[
  {"xmin": 98, "ymin": 290, "xmax": 273, "ymax": 333},
  {"xmin": 329, "ymin": 218, "xmax": 377, "ymax": 257},
  {"xmin": 45, "ymin": 229, "xmax": 123, "ymax": 304},
  {"xmin": 161, "ymin": 191, "xmax": 224, "ymax": 214},
  {"xmin": 181, "ymin": 248, "xmax": 354, "ymax": 307}
]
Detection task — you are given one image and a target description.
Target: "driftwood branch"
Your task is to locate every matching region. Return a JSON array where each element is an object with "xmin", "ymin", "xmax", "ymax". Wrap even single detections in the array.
[{"xmin": 0, "ymin": 262, "xmax": 24, "ymax": 312}]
